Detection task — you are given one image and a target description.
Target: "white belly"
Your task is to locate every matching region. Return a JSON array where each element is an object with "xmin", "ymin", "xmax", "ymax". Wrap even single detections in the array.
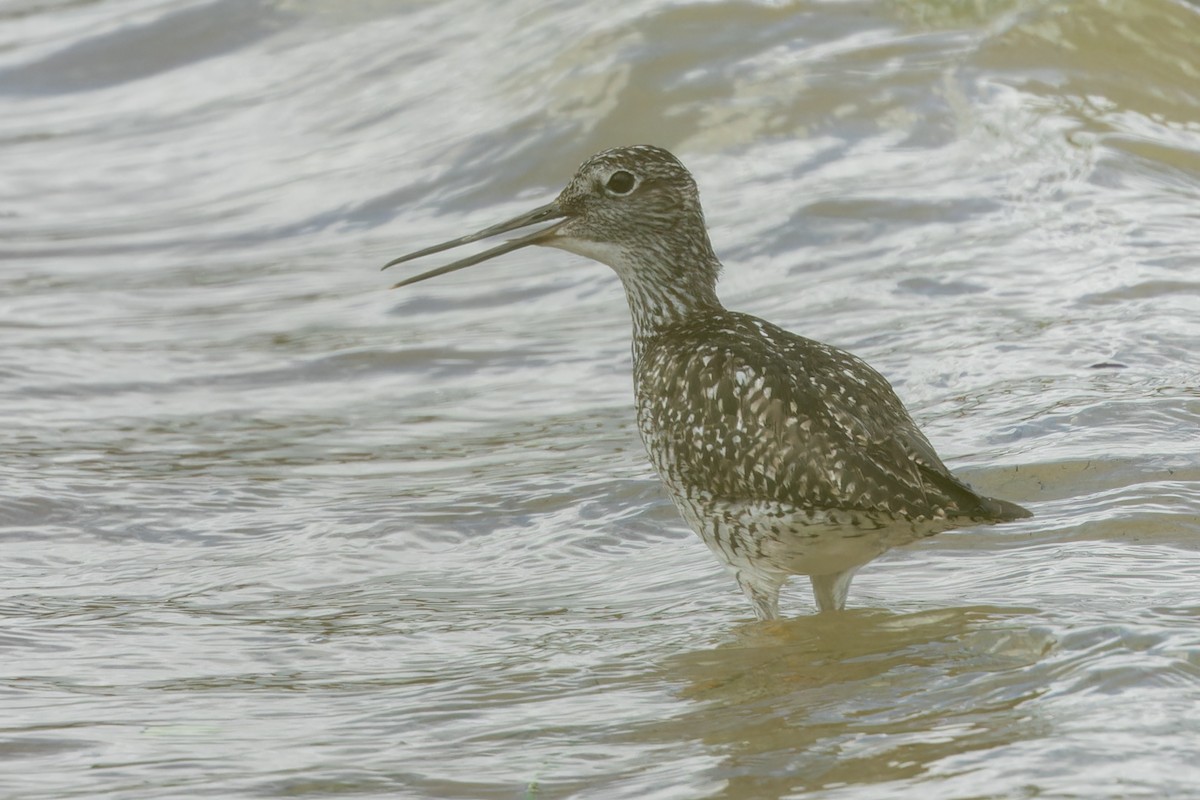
[{"xmin": 669, "ymin": 490, "xmax": 942, "ymax": 580}]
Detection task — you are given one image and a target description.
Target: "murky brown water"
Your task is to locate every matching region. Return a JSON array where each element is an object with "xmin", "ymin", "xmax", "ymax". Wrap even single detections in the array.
[{"xmin": 2, "ymin": 0, "xmax": 1199, "ymax": 797}]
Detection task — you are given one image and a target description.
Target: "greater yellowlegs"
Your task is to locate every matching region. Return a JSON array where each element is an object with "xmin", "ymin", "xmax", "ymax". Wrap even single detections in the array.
[{"xmin": 384, "ymin": 145, "xmax": 1030, "ymax": 620}]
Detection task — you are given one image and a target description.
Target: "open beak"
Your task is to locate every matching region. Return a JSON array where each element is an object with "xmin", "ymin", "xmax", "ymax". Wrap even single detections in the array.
[{"xmin": 382, "ymin": 202, "xmax": 567, "ymax": 288}]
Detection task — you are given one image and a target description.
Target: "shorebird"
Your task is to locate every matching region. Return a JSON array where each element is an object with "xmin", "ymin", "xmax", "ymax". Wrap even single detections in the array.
[{"xmin": 384, "ymin": 145, "xmax": 1030, "ymax": 620}]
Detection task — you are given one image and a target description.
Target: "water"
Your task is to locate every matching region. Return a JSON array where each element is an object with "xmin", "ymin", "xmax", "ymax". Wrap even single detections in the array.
[{"xmin": 2, "ymin": 0, "xmax": 1199, "ymax": 797}]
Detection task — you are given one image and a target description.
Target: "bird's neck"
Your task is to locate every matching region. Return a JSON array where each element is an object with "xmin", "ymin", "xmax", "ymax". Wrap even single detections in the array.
[
  {"xmin": 548, "ymin": 228, "xmax": 724, "ymax": 353},
  {"xmin": 616, "ymin": 255, "xmax": 724, "ymax": 359}
]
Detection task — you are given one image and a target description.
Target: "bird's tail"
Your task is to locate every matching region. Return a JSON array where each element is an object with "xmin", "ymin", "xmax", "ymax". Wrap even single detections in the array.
[{"xmin": 980, "ymin": 494, "xmax": 1033, "ymax": 522}]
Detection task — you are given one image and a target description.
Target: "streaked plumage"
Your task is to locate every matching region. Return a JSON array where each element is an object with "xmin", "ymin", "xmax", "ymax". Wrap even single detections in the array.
[{"xmin": 384, "ymin": 144, "xmax": 1030, "ymax": 620}]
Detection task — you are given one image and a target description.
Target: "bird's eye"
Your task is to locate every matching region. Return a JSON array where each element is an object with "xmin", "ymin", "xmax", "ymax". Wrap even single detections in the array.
[{"xmin": 605, "ymin": 170, "xmax": 637, "ymax": 195}]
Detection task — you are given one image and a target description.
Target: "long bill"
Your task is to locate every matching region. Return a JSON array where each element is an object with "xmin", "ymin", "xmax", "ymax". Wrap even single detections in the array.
[{"xmin": 382, "ymin": 201, "xmax": 566, "ymax": 289}]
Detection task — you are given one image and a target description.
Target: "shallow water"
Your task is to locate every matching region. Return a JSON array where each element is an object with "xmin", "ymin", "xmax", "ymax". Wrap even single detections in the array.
[{"xmin": 2, "ymin": 0, "xmax": 1199, "ymax": 797}]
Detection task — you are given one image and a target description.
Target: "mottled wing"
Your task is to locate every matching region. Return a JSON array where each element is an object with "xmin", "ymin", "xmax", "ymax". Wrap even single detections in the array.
[{"xmin": 635, "ymin": 314, "xmax": 1010, "ymax": 521}]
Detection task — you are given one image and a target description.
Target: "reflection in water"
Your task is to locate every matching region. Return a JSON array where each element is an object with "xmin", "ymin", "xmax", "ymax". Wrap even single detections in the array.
[{"xmin": 655, "ymin": 608, "xmax": 1052, "ymax": 796}]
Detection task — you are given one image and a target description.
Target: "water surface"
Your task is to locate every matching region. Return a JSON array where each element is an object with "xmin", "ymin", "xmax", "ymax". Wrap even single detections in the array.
[{"xmin": 2, "ymin": 1, "xmax": 1199, "ymax": 797}]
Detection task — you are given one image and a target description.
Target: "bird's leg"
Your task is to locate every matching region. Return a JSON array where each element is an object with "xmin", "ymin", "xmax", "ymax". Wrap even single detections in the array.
[
  {"xmin": 810, "ymin": 568, "xmax": 858, "ymax": 612},
  {"xmin": 735, "ymin": 569, "xmax": 785, "ymax": 621}
]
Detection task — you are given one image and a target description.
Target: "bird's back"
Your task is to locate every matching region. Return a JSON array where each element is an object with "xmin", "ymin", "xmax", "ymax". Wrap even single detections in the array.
[{"xmin": 633, "ymin": 310, "xmax": 1030, "ymax": 524}]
